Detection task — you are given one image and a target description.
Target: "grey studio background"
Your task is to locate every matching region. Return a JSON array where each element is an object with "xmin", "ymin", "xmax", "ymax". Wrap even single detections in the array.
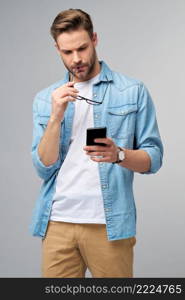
[{"xmin": 0, "ymin": 0, "xmax": 184, "ymax": 277}]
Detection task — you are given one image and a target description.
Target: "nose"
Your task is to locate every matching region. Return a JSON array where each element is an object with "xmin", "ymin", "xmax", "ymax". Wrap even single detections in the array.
[{"xmin": 73, "ymin": 51, "xmax": 81, "ymax": 65}]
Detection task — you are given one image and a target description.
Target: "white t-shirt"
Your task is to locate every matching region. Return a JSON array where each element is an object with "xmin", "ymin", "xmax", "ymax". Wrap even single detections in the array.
[{"xmin": 50, "ymin": 74, "xmax": 106, "ymax": 224}]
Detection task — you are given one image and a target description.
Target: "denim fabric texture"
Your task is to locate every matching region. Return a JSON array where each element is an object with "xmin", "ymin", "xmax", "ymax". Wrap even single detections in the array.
[{"xmin": 30, "ymin": 61, "xmax": 163, "ymax": 241}]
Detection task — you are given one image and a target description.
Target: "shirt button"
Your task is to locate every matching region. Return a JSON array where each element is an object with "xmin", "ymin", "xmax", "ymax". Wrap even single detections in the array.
[{"xmin": 93, "ymin": 93, "xmax": 97, "ymax": 97}]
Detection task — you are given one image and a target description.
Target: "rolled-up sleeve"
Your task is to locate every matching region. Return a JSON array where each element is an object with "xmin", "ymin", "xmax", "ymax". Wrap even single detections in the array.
[
  {"xmin": 31, "ymin": 95, "xmax": 61, "ymax": 181},
  {"xmin": 135, "ymin": 83, "xmax": 164, "ymax": 174}
]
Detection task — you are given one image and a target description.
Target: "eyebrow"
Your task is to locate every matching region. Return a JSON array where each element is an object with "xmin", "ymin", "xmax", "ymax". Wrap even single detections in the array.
[{"xmin": 60, "ymin": 43, "xmax": 88, "ymax": 52}]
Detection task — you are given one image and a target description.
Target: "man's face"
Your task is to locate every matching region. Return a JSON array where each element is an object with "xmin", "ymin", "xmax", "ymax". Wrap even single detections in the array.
[{"xmin": 55, "ymin": 28, "xmax": 98, "ymax": 82}]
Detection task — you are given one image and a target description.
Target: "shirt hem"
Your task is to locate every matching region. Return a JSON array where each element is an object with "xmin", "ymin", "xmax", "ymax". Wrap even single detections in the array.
[{"xmin": 49, "ymin": 216, "xmax": 106, "ymax": 224}]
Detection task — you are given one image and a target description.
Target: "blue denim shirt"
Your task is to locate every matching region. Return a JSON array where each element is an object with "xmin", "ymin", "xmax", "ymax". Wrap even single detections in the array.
[{"xmin": 30, "ymin": 61, "xmax": 163, "ymax": 241}]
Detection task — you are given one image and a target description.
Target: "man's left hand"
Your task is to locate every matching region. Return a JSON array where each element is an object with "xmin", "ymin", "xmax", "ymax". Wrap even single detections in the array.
[{"xmin": 83, "ymin": 138, "xmax": 118, "ymax": 163}]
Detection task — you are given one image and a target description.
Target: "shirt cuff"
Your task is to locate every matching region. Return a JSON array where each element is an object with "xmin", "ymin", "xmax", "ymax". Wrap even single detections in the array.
[{"xmin": 139, "ymin": 147, "xmax": 162, "ymax": 174}]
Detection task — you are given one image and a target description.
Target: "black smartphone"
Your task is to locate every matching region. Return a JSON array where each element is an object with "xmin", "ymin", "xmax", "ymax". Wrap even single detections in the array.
[{"xmin": 86, "ymin": 127, "xmax": 107, "ymax": 146}]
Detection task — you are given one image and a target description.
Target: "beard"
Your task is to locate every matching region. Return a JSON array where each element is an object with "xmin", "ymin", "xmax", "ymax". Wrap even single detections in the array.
[{"xmin": 62, "ymin": 47, "xmax": 97, "ymax": 82}]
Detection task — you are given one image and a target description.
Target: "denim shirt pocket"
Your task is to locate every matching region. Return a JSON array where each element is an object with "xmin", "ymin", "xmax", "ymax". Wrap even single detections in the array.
[{"xmin": 107, "ymin": 104, "xmax": 137, "ymax": 139}]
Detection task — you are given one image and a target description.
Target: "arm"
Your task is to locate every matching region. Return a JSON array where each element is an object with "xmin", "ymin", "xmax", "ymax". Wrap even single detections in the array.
[
  {"xmin": 38, "ymin": 117, "xmax": 61, "ymax": 167},
  {"xmin": 132, "ymin": 83, "xmax": 163, "ymax": 174},
  {"xmin": 31, "ymin": 81, "xmax": 79, "ymax": 180},
  {"xmin": 31, "ymin": 98, "xmax": 62, "ymax": 181},
  {"xmin": 84, "ymin": 83, "xmax": 163, "ymax": 174},
  {"xmin": 118, "ymin": 148, "xmax": 151, "ymax": 173},
  {"xmin": 118, "ymin": 83, "xmax": 163, "ymax": 173},
  {"xmin": 84, "ymin": 140, "xmax": 151, "ymax": 173}
]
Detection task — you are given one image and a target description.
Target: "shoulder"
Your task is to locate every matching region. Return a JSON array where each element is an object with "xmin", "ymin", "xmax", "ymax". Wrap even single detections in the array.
[
  {"xmin": 108, "ymin": 67, "xmax": 152, "ymax": 107},
  {"xmin": 111, "ymin": 69, "xmax": 143, "ymax": 91}
]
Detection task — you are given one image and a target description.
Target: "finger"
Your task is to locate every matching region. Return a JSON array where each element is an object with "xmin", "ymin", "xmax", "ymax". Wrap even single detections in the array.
[
  {"xmin": 91, "ymin": 156, "xmax": 110, "ymax": 162},
  {"xmin": 61, "ymin": 91, "xmax": 79, "ymax": 98},
  {"xmin": 62, "ymin": 95, "xmax": 76, "ymax": 103},
  {"xmin": 87, "ymin": 152, "xmax": 109, "ymax": 156},
  {"xmin": 94, "ymin": 138, "xmax": 112, "ymax": 145},
  {"xmin": 69, "ymin": 91, "xmax": 79, "ymax": 98},
  {"xmin": 54, "ymin": 85, "xmax": 79, "ymax": 95},
  {"xmin": 70, "ymin": 88, "xmax": 79, "ymax": 93},
  {"xmin": 84, "ymin": 146, "xmax": 108, "ymax": 151},
  {"xmin": 66, "ymin": 81, "xmax": 75, "ymax": 87}
]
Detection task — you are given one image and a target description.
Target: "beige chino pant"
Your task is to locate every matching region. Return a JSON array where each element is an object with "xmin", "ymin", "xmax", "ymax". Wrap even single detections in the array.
[{"xmin": 42, "ymin": 221, "xmax": 136, "ymax": 278}]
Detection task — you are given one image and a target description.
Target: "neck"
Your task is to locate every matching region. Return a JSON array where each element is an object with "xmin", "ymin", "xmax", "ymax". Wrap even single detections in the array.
[{"xmin": 90, "ymin": 59, "xmax": 101, "ymax": 79}]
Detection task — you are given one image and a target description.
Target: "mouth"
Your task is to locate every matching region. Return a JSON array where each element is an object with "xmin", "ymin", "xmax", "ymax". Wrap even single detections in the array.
[{"xmin": 73, "ymin": 65, "xmax": 87, "ymax": 73}]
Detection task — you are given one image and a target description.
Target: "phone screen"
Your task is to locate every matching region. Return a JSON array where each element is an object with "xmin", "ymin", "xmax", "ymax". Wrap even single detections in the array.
[{"xmin": 86, "ymin": 127, "xmax": 107, "ymax": 146}]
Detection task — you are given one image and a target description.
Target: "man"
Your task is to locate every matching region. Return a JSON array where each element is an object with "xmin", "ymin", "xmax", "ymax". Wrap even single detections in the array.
[{"xmin": 30, "ymin": 8, "xmax": 163, "ymax": 278}]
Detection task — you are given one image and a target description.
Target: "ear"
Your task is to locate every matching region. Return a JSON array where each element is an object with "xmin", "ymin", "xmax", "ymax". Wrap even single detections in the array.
[{"xmin": 92, "ymin": 32, "xmax": 98, "ymax": 47}]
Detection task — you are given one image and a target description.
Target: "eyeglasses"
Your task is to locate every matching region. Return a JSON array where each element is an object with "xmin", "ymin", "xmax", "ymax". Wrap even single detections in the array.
[
  {"xmin": 75, "ymin": 95, "xmax": 103, "ymax": 105},
  {"xmin": 70, "ymin": 74, "xmax": 110, "ymax": 105}
]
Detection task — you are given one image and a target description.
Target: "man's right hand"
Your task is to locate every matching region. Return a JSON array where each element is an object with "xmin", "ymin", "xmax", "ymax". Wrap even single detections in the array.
[{"xmin": 50, "ymin": 81, "xmax": 79, "ymax": 122}]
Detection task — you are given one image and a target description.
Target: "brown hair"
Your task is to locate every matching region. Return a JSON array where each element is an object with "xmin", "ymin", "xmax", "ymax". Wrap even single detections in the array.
[{"xmin": 50, "ymin": 9, "xmax": 94, "ymax": 42}]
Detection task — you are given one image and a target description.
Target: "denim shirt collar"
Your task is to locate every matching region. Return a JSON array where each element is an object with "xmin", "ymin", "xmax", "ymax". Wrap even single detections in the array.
[{"xmin": 63, "ymin": 60, "xmax": 113, "ymax": 84}]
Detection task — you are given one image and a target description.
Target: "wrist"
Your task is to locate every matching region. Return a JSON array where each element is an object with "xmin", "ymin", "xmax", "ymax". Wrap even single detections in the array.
[
  {"xmin": 49, "ymin": 115, "xmax": 64, "ymax": 125},
  {"xmin": 112, "ymin": 147, "xmax": 126, "ymax": 164}
]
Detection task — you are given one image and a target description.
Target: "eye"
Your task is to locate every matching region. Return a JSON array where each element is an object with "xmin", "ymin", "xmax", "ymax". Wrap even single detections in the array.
[
  {"xmin": 79, "ymin": 46, "xmax": 87, "ymax": 51},
  {"xmin": 63, "ymin": 50, "xmax": 72, "ymax": 55}
]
